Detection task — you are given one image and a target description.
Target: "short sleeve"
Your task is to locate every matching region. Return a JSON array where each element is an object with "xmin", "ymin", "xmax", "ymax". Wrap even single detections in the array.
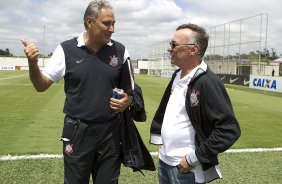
[{"xmin": 42, "ymin": 45, "xmax": 65, "ymax": 83}]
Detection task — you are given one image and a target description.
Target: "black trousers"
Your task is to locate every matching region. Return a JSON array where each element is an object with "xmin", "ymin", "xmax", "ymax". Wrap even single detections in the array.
[{"xmin": 62, "ymin": 116, "xmax": 121, "ymax": 184}]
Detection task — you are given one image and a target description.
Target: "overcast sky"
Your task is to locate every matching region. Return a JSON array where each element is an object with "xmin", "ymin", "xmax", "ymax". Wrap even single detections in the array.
[{"xmin": 0, "ymin": 0, "xmax": 281, "ymax": 59}]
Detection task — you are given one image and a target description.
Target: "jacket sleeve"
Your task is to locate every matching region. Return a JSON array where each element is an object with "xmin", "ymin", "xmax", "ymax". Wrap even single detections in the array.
[
  {"xmin": 194, "ymin": 78, "xmax": 241, "ymax": 165},
  {"xmin": 150, "ymin": 70, "xmax": 179, "ymax": 145},
  {"xmin": 149, "ymin": 82, "xmax": 171, "ymax": 145},
  {"xmin": 130, "ymin": 83, "xmax": 147, "ymax": 122}
]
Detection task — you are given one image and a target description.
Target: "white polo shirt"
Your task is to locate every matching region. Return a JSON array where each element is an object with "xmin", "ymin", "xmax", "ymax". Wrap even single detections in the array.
[{"xmin": 159, "ymin": 61, "xmax": 207, "ymax": 183}]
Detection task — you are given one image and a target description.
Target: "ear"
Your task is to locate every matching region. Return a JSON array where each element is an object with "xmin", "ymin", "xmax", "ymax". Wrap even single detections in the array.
[
  {"xmin": 189, "ymin": 44, "xmax": 200, "ymax": 56},
  {"xmin": 86, "ymin": 16, "xmax": 93, "ymax": 29}
]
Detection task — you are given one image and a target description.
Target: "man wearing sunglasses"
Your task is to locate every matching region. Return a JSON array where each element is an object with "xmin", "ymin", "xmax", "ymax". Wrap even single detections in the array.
[{"xmin": 150, "ymin": 24, "xmax": 241, "ymax": 183}]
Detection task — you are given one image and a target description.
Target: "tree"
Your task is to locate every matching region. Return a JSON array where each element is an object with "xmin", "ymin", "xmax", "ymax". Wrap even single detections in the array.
[
  {"xmin": 269, "ymin": 48, "xmax": 279, "ymax": 60},
  {"xmin": 5, "ymin": 48, "xmax": 10, "ymax": 56},
  {"xmin": 247, "ymin": 51, "xmax": 259, "ymax": 62},
  {"xmin": 0, "ymin": 48, "xmax": 13, "ymax": 57},
  {"xmin": 261, "ymin": 48, "xmax": 270, "ymax": 58},
  {"xmin": 204, "ymin": 47, "xmax": 280, "ymax": 63}
]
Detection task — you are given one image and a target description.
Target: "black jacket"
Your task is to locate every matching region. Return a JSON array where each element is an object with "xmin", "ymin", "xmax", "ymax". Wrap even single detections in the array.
[
  {"xmin": 150, "ymin": 67, "xmax": 240, "ymax": 172},
  {"xmin": 121, "ymin": 83, "xmax": 156, "ymax": 173}
]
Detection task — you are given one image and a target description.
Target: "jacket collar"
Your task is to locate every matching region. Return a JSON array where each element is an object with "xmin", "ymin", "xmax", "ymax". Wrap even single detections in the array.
[{"xmin": 190, "ymin": 61, "xmax": 207, "ymax": 82}]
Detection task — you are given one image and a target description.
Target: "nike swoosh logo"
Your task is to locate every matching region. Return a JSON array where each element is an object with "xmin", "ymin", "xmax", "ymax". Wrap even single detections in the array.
[
  {"xmin": 243, "ymin": 79, "xmax": 250, "ymax": 85},
  {"xmin": 220, "ymin": 76, "xmax": 226, "ymax": 80},
  {"xmin": 76, "ymin": 59, "xmax": 84, "ymax": 63},
  {"xmin": 230, "ymin": 77, "xmax": 239, "ymax": 83}
]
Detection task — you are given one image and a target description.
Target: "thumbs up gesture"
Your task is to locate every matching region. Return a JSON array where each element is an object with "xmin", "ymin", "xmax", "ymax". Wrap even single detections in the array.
[{"xmin": 20, "ymin": 38, "xmax": 40, "ymax": 65}]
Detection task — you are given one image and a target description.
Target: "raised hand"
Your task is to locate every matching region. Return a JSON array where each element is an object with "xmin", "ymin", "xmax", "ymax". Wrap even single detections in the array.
[{"xmin": 20, "ymin": 38, "xmax": 40, "ymax": 65}]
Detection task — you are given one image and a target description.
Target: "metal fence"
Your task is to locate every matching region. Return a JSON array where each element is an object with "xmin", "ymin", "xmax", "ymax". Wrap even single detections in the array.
[{"xmin": 148, "ymin": 14, "xmax": 269, "ymax": 77}]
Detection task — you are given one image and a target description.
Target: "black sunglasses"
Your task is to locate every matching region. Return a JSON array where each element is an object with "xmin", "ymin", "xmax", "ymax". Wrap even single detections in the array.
[{"xmin": 169, "ymin": 40, "xmax": 195, "ymax": 49}]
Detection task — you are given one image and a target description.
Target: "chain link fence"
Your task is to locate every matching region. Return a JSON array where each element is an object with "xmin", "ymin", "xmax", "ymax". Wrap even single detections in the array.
[{"xmin": 147, "ymin": 14, "xmax": 271, "ymax": 77}]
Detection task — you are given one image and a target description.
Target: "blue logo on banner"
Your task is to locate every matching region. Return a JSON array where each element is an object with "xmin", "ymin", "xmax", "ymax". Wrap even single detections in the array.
[{"xmin": 253, "ymin": 78, "xmax": 277, "ymax": 89}]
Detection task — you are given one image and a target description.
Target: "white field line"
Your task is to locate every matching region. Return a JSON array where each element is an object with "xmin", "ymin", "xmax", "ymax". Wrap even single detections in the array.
[
  {"xmin": 0, "ymin": 83, "xmax": 32, "ymax": 86},
  {"xmin": 0, "ymin": 154, "xmax": 62, "ymax": 161},
  {"xmin": 151, "ymin": 147, "xmax": 282, "ymax": 156},
  {"xmin": 225, "ymin": 147, "xmax": 282, "ymax": 153},
  {"xmin": 0, "ymin": 74, "xmax": 28, "ymax": 81},
  {"xmin": 1, "ymin": 148, "xmax": 282, "ymax": 161}
]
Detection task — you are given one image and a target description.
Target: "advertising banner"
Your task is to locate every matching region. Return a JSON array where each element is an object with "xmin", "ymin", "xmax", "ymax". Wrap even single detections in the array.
[
  {"xmin": 217, "ymin": 74, "xmax": 250, "ymax": 86},
  {"xmin": 0, "ymin": 66, "xmax": 15, "ymax": 70},
  {"xmin": 249, "ymin": 75, "xmax": 282, "ymax": 93}
]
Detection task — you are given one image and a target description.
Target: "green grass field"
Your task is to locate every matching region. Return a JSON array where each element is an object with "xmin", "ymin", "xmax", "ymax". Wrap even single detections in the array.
[{"xmin": 0, "ymin": 71, "xmax": 282, "ymax": 183}]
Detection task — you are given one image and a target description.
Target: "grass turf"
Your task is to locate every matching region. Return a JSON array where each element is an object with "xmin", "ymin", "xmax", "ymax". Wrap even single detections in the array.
[
  {"xmin": 1, "ymin": 152, "xmax": 281, "ymax": 184},
  {"xmin": 0, "ymin": 71, "xmax": 282, "ymax": 183}
]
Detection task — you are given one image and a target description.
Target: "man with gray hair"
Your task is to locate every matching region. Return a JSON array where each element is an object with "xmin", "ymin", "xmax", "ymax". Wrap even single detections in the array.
[
  {"xmin": 150, "ymin": 23, "xmax": 241, "ymax": 183},
  {"xmin": 21, "ymin": 1, "xmax": 138, "ymax": 183}
]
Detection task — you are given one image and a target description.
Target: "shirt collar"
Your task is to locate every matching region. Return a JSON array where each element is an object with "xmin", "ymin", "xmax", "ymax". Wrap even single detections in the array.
[
  {"xmin": 178, "ymin": 60, "xmax": 207, "ymax": 81},
  {"xmin": 76, "ymin": 31, "xmax": 113, "ymax": 47}
]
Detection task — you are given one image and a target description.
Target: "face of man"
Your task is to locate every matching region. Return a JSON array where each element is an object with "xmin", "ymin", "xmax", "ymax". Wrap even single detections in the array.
[
  {"xmin": 168, "ymin": 29, "xmax": 195, "ymax": 67},
  {"xmin": 88, "ymin": 8, "xmax": 115, "ymax": 46}
]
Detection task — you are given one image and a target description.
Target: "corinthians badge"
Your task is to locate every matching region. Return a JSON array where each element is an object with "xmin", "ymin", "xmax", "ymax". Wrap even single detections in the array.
[
  {"xmin": 190, "ymin": 89, "xmax": 200, "ymax": 107},
  {"xmin": 65, "ymin": 143, "xmax": 74, "ymax": 155},
  {"xmin": 109, "ymin": 55, "xmax": 119, "ymax": 67}
]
